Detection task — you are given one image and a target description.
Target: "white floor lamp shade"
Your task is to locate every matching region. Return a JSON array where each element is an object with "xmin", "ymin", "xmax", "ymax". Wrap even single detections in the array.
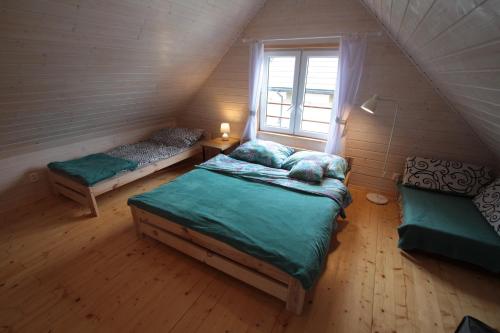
[{"xmin": 360, "ymin": 94, "xmax": 399, "ymax": 205}]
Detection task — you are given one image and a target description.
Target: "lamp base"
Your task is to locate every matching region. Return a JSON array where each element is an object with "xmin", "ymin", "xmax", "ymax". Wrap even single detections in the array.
[
  {"xmin": 366, "ymin": 192, "xmax": 389, "ymax": 205},
  {"xmin": 221, "ymin": 133, "xmax": 229, "ymax": 141}
]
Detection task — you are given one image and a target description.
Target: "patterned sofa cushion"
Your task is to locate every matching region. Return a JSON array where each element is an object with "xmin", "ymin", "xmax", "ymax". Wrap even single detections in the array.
[
  {"xmin": 402, "ymin": 156, "xmax": 493, "ymax": 197},
  {"xmin": 473, "ymin": 178, "xmax": 500, "ymax": 237}
]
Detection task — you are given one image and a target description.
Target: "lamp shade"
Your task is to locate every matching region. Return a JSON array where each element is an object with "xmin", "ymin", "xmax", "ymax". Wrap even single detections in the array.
[
  {"xmin": 220, "ymin": 122, "xmax": 230, "ymax": 134},
  {"xmin": 361, "ymin": 94, "xmax": 378, "ymax": 114}
]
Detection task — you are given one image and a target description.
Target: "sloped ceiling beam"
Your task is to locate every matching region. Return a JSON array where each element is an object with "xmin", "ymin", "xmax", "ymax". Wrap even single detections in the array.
[
  {"xmin": 360, "ymin": 0, "xmax": 500, "ymax": 166},
  {"xmin": 0, "ymin": 0, "xmax": 266, "ymax": 157}
]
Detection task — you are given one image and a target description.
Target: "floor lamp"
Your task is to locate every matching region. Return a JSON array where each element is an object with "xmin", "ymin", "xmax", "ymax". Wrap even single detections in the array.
[{"xmin": 360, "ymin": 94, "xmax": 399, "ymax": 205}]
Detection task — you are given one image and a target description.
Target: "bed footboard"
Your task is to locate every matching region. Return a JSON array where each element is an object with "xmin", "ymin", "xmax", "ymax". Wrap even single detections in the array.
[
  {"xmin": 130, "ymin": 205, "xmax": 307, "ymax": 314},
  {"xmin": 48, "ymin": 170, "xmax": 99, "ymax": 217}
]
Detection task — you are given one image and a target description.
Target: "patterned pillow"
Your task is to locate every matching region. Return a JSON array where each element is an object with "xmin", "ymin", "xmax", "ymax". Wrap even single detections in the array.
[
  {"xmin": 402, "ymin": 156, "xmax": 493, "ymax": 197},
  {"xmin": 229, "ymin": 139, "xmax": 294, "ymax": 168},
  {"xmin": 473, "ymin": 179, "xmax": 500, "ymax": 237},
  {"xmin": 288, "ymin": 160, "xmax": 325, "ymax": 183},
  {"xmin": 282, "ymin": 150, "xmax": 347, "ymax": 181},
  {"xmin": 149, "ymin": 128, "xmax": 204, "ymax": 147}
]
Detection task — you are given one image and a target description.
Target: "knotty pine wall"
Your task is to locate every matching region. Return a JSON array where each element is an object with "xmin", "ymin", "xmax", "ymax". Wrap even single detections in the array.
[
  {"xmin": 362, "ymin": 0, "xmax": 500, "ymax": 165},
  {"xmin": 179, "ymin": 0, "xmax": 494, "ymax": 194},
  {"xmin": 0, "ymin": 122, "xmax": 173, "ymax": 213},
  {"xmin": 0, "ymin": 0, "xmax": 266, "ymax": 212}
]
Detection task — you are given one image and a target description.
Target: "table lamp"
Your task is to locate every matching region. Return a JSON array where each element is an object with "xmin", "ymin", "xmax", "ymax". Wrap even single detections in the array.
[{"xmin": 220, "ymin": 122, "xmax": 230, "ymax": 140}]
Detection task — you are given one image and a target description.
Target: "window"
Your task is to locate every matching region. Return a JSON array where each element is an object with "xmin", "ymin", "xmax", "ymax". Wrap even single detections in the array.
[{"xmin": 259, "ymin": 49, "xmax": 339, "ymax": 140}]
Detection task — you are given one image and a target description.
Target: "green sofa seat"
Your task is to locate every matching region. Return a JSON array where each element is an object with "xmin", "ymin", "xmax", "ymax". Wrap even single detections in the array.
[{"xmin": 398, "ymin": 185, "xmax": 500, "ymax": 273}]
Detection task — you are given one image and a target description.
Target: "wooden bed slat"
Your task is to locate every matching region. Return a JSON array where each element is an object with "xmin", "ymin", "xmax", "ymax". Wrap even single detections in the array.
[
  {"xmin": 53, "ymin": 183, "xmax": 88, "ymax": 205},
  {"xmin": 134, "ymin": 207, "xmax": 290, "ymax": 284},
  {"xmin": 131, "ymin": 206, "xmax": 306, "ymax": 314},
  {"xmin": 140, "ymin": 223, "xmax": 289, "ymax": 301}
]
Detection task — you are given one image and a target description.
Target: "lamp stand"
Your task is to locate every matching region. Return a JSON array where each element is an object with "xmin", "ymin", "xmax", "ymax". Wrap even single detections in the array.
[
  {"xmin": 366, "ymin": 192, "xmax": 389, "ymax": 205},
  {"xmin": 366, "ymin": 99, "xmax": 399, "ymax": 205}
]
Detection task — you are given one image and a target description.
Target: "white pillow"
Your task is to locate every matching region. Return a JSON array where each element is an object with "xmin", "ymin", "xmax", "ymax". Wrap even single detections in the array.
[{"xmin": 473, "ymin": 179, "xmax": 500, "ymax": 237}]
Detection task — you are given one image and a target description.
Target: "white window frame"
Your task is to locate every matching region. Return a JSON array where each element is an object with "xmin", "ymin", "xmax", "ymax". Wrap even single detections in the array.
[
  {"xmin": 259, "ymin": 48, "xmax": 340, "ymax": 140},
  {"xmin": 259, "ymin": 50, "xmax": 301, "ymax": 135}
]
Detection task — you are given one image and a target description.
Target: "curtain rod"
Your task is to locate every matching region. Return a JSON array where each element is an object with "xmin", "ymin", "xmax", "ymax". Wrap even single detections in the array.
[{"xmin": 241, "ymin": 31, "xmax": 382, "ymax": 43}]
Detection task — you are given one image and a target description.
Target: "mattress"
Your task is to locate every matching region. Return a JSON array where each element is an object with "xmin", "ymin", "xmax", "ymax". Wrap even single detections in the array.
[
  {"xmin": 106, "ymin": 140, "xmax": 187, "ymax": 167},
  {"xmin": 48, "ymin": 141, "xmax": 195, "ymax": 185},
  {"xmin": 398, "ymin": 185, "xmax": 500, "ymax": 273},
  {"xmin": 128, "ymin": 168, "xmax": 346, "ymax": 289}
]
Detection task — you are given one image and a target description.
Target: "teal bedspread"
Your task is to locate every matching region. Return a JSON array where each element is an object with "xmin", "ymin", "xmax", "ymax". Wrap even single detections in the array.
[
  {"xmin": 398, "ymin": 185, "xmax": 500, "ymax": 273},
  {"xmin": 199, "ymin": 154, "xmax": 351, "ymax": 211},
  {"xmin": 48, "ymin": 153, "xmax": 138, "ymax": 185},
  {"xmin": 128, "ymin": 166, "xmax": 350, "ymax": 289}
]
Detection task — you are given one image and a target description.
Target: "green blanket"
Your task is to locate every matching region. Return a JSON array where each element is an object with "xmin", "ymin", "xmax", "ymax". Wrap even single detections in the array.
[
  {"xmin": 198, "ymin": 154, "xmax": 351, "ymax": 211},
  {"xmin": 48, "ymin": 153, "xmax": 138, "ymax": 185},
  {"xmin": 398, "ymin": 185, "xmax": 500, "ymax": 273},
  {"xmin": 128, "ymin": 168, "xmax": 344, "ymax": 289}
]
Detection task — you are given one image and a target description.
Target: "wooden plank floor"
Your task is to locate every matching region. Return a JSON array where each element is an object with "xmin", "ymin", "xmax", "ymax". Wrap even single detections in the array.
[{"xmin": 1, "ymin": 159, "xmax": 499, "ymax": 333}]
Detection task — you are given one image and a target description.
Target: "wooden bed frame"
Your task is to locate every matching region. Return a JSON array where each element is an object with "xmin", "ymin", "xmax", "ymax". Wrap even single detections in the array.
[
  {"xmin": 130, "ymin": 156, "xmax": 352, "ymax": 315},
  {"xmin": 48, "ymin": 144, "xmax": 202, "ymax": 217}
]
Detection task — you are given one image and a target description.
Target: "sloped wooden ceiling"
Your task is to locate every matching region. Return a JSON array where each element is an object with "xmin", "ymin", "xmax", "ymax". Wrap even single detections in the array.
[
  {"xmin": 361, "ymin": 0, "xmax": 500, "ymax": 164},
  {"xmin": 180, "ymin": 0, "xmax": 494, "ymax": 193},
  {"xmin": 0, "ymin": 0, "xmax": 266, "ymax": 157}
]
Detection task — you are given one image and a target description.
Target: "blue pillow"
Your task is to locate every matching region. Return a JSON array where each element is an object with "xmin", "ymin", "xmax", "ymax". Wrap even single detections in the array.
[
  {"xmin": 229, "ymin": 140, "xmax": 294, "ymax": 168},
  {"xmin": 288, "ymin": 160, "xmax": 325, "ymax": 183},
  {"xmin": 282, "ymin": 150, "xmax": 347, "ymax": 181}
]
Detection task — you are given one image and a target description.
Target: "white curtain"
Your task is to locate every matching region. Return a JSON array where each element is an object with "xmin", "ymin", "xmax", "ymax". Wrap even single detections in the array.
[
  {"xmin": 325, "ymin": 36, "xmax": 367, "ymax": 155},
  {"xmin": 241, "ymin": 41, "xmax": 264, "ymax": 143}
]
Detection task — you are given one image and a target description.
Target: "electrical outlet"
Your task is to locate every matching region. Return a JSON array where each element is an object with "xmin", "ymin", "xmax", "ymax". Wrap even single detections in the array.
[
  {"xmin": 28, "ymin": 172, "xmax": 39, "ymax": 183},
  {"xmin": 391, "ymin": 172, "xmax": 401, "ymax": 182}
]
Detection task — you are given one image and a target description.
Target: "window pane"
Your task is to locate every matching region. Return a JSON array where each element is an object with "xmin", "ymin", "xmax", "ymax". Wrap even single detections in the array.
[
  {"xmin": 300, "ymin": 56, "xmax": 338, "ymax": 134},
  {"xmin": 301, "ymin": 121, "xmax": 330, "ymax": 134},
  {"xmin": 264, "ymin": 56, "xmax": 295, "ymax": 129},
  {"xmin": 303, "ymin": 107, "xmax": 331, "ymax": 123}
]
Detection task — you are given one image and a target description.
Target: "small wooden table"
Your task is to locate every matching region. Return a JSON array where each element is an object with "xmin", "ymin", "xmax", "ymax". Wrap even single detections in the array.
[{"xmin": 201, "ymin": 137, "xmax": 240, "ymax": 161}]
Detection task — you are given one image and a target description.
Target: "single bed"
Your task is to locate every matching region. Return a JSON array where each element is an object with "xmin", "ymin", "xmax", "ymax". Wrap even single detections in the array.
[
  {"xmin": 128, "ymin": 154, "xmax": 352, "ymax": 314},
  {"xmin": 398, "ymin": 185, "xmax": 500, "ymax": 273},
  {"xmin": 48, "ymin": 128, "xmax": 204, "ymax": 217}
]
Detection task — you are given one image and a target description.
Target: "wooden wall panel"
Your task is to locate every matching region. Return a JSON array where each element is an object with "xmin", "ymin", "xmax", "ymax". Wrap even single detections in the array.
[
  {"xmin": 362, "ymin": 0, "xmax": 500, "ymax": 165},
  {"xmin": 0, "ymin": 0, "xmax": 266, "ymax": 157},
  {"xmin": 0, "ymin": 121, "xmax": 174, "ymax": 213},
  {"xmin": 179, "ymin": 0, "xmax": 494, "ymax": 194},
  {"xmin": 0, "ymin": 0, "xmax": 266, "ymax": 210}
]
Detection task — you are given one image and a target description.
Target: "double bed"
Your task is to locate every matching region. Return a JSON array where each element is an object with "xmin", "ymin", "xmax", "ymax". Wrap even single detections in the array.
[{"xmin": 128, "ymin": 152, "xmax": 352, "ymax": 314}]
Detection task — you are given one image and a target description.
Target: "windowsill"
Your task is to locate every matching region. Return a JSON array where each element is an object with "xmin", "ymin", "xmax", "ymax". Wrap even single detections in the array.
[
  {"xmin": 257, "ymin": 131, "xmax": 327, "ymax": 151},
  {"xmin": 258, "ymin": 131, "xmax": 326, "ymax": 143}
]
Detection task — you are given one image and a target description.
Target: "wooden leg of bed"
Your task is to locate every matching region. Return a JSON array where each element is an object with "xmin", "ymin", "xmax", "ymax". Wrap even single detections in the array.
[
  {"xmin": 47, "ymin": 171, "xmax": 62, "ymax": 196},
  {"xmin": 286, "ymin": 279, "xmax": 306, "ymax": 315},
  {"xmin": 86, "ymin": 189, "xmax": 99, "ymax": 218},
  {"xmin": 130, "ymin": 206, "xmax": 144, "ymax": 238}
]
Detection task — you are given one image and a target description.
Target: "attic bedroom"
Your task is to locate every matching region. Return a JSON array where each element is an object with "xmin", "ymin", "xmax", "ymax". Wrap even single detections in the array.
[{"xmin": 0, "ymin": 0, "xmax": 499, "ymax": 332}]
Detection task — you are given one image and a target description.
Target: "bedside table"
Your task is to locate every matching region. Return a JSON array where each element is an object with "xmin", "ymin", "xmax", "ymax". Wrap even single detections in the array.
[{"xmin": 201, "ymin": 137, "xmax": 240, "ymax": 161}]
